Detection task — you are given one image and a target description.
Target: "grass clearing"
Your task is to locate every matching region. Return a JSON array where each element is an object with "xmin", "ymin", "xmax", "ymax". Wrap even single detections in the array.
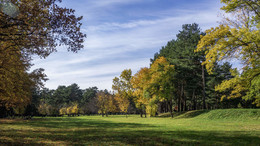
[{"xmin": 0, "ymin": 109, "xmax": 260, "ymax": 145}]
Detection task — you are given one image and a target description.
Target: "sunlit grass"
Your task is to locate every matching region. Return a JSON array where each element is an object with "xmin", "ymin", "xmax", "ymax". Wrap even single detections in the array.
[{"xmin": 0, "ymin": 109, "xmax": 260, "ymax": 145}]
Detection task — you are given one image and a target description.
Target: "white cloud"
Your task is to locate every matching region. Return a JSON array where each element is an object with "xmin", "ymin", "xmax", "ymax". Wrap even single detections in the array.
[
  {"xmin": 90, "ymin": 0, "xmax": 141, "ymax": 8},
  {"xmin": 32, "ymin": 0, "xmax": 223, "ymax": 91}
]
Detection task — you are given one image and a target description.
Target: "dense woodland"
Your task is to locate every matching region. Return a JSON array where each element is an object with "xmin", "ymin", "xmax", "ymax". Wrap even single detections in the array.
[{"xmin": 0, "ymin": 0, "xmax": 259, "ymax": 118}]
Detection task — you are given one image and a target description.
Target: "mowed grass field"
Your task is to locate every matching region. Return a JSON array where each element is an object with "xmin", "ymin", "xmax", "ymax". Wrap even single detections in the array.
[{"xmin": 0, "ymin": 109, "xmax": 259, "ymax": 145}]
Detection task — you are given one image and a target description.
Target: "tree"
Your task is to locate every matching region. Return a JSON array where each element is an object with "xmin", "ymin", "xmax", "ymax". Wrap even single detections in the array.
[
  {"xmin": 66, "ymin": 102, "xmax": 79, "ymax": 116},
  {"xmin": 112, "ymin": 69, "xmax": 134, "ymax": 117},
  {"xmin": 115, "ymin": 94, "xmax": 130, "ymax": 117},
  {"xmin": 59, "ymin": 107, "xmax": 67, "ymax": 116},
  {"xmin": 52, "ymin": 86, "xmax": 68, "ymax": 108},
  {"xmin": 81, "ymin": 87, "xmax": 98, "ymax": 104},
  {"xmin": 67, "ymin": 83, "xmax": 83, "ymax": 103},
  {"xmin": 205, "ymin": 62, "xmax": 237, "ymax": 108},
  {"xmin": 38, "ymin": 101, "xmax": 49, "ymax": 116},
  {"xmin": 97, "ymin": 90, "xmax": 115, "ymax": 117},
  {"xmin": 0, "ymin": 0, "xmax": 86, "ymax": 117},
  {"xmin": 80, "ymin": 87, "xmax": 98, "ymax": 115},
  {"xmin": 0, "ymin": 48, "xmax": 47, "ymax": 111},
  {"xmin": 148, "ymin": 57, "xmax": 175, "ymax": 117},
  {"xmin": 152, "ymin": 23, "xmax": 206, "ymax": 111},
  {"xmin": 196, "ymin": 0, "xmax": 260, "ymax": 106},
  {"xmin": 0, "ymin": 0, "xmax": 86, "ymax": 58},
  {"xmin": 131, "ymin": 67, "xmax": 151, "ymax": 117}
]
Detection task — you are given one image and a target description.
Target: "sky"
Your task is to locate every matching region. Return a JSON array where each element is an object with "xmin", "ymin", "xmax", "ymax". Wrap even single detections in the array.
[{"xmin": 32, "ymin": 0, "xmax": 223, "ymax": 91}]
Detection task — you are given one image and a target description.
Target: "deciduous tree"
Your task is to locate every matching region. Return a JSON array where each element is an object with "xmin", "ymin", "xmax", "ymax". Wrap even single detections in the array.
[
  {"xmin": 0, "ymin": 0, "xmax": 86, "ymax": 116},
  {"xmin": 112, "ymin": 69, "xmax": 133, "ymax": 117},
  {"xmin": 196, "ymin": 0, "xmax": 260, "ymax": 106},
  {"xmin": 131, "ymin": 67, "xmax": 150, "ymax": 117},
  {"xmin": 148, "ymin": 57, "xmax": 175, "ymax": 117}
]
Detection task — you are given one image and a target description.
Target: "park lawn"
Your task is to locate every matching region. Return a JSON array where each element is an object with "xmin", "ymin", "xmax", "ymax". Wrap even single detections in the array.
[{"xmin": 0, "ymin": 109, "xmax": 260, "ymax": 145}]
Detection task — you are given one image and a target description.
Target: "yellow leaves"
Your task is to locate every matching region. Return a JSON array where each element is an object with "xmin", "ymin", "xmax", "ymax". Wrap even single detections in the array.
[
  {"xmin": 59, "ymin": 108, "xmax": 67, "ymax": 115},
  {"xmin": 146, "ymin": 104, "xmax": 158, "ymax": 117},
  {"xmin": 216, "ymin": 74, "xmax": 242, "ymax": 99},
  {"xmin": 131, "ymin": 57, "xmax": 175, "ymax": 116},
  {"xmin": 196, "ymin": 3, "xmax": 259, "ymax": 107},
  {"xmin": 131, "ymin": 67, "xmax": 150, "ymax": 108},
  {"xmin": 216, "ymin": 67, "xmax": 260, "ymax": 106},
  {"xmin": 69, "ymin": 103, "xmax": 79, "ymax": 115},
  {"xmin": 197, "ymin": 0, "xmax": 260, "ymax": 73},
  {"xmin": 38, "ymin": 102, "xmax": 49, "ymax": 115},
  {"xmin": 58, "ymin": 103, "xmax": 79, "ymax": 116},
  {"xmin": 97, "ymin": 91, "xmax": 118, "ymax": 115},
  {"xmin": 0, "ymin": 45, "xmax": 32, "ymax": 109},
  {"xmin": 197, "ymin": 22, "xmax": 259, "ymax": 74},
  {"xmin": 149, "ymin": 57, "xmax": 175, "ymax": 96},
  {"xmin": 220, "ymin": 0, "xmax": 260, "ymax": 24},
  {"xmin": 115, "ymin": 95, "xmax": 129, "ymax": 114},
  {"xmin": 112, "ymin": 69, "xmax": 134, "ymax": 114},
  {"xmin": 196, "ymin": 25, "xmax": 232, "ymax": 74}
]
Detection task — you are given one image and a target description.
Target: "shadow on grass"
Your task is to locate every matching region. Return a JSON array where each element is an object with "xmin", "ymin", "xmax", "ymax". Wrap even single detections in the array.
[
  {"xmin": 13, "ymin": 117, "xmax": 153, "ymax": 129},
  {"xmin": 174, "ymin": 110, "xmax": 210, "ymax": 119},
  {"xmin": 0, "ymin": 117, "xmax": 259, "ymax": 145},
  {"xmin": 158, "ymin": 110, "xmax": 210, "ymax": 119}
]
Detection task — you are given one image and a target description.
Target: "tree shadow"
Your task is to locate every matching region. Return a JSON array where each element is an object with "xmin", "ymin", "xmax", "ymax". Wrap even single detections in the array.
[
  {"xmin": 174, "ymin": 110, "xmax": 210, "ymax": 119},
  {"xmin": 12, "ymin": 117, "xmax": 155, "ymax": 129},
  {"xmin": 0, "ymin": 117, "xmax": 259, "ymax": 145},
  {"xmin": 157, "ymin": 110, "xmax": 210, "ymax": 119}
]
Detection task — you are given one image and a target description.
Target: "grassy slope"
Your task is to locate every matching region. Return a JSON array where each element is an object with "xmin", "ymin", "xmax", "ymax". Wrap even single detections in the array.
[
  {"xmin": 160, "ymin": 109, "xmax": 260, "ymax": 120},
  {"xmin": 0, "ymin": 109, "xmax": 259, "ymax": 145}
]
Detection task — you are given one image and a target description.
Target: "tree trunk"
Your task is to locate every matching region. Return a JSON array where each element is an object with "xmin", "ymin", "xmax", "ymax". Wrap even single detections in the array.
[
  {"xmin": 180, "ymin": 83, "xmax": 184, "ymax": 112},
  {"xmin": 140, "ymin": 109, "xmax": 143, "ymax": 118},
  {"xmin": 184, "ymin": 92, "xmax": 187, "ymax": 111},
  {"xmin": 144, "ymin": 106, "xmax": 147, "ymax": 118},
  {"xmin": 178, "ymin": 93, "xmax": 181, "ymax": 112},
  {"xmin": 202, "ymin": 64, "xmax": 206, "ymax": 109},
  {"xmin": 192, "ymin": 89, "xmax": 197, "ymax": 110},
  {"xmin": 168, "ymin": 100, "xmax": 173, "ymax": 118}
]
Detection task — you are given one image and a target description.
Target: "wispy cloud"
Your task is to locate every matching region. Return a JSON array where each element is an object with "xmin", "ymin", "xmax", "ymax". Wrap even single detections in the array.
[
  {"xmin": 90, "ymin": 0, "xmax": 141, "ymax": 8},
  {"xmin": 32, "ymin": 0, "xmax": 222, "ymax": 90}
]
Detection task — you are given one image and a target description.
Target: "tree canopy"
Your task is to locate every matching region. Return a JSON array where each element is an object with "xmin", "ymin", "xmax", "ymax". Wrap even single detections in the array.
[
  {"xmin": 196, "ymin": 0, "xmax": 260, "ymax": 106},
  {"xmin": 0, "ymin": 0, "xmax": 86, "ymax": 116}
]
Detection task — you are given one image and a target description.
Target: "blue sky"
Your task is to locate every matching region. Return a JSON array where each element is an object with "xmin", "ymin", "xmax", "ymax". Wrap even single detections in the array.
[{"xmin": 32, "ymin": 0, "xmax": 223, "ymax": 90}]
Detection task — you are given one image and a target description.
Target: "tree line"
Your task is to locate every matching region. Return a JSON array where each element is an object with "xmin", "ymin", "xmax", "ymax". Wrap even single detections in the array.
[
  {"xmin": 0, "ymin": 84, "xmax": 138, "ymax": 118},
  {"xmin": 0, "ymin": 0, "xmax": 259, "ymax": 118}
]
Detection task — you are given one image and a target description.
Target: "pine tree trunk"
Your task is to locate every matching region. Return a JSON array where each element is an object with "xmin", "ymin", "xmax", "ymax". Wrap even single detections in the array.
[
  {"xmin": 178, "ymin": 84, "xmax": 181, "ymax": 112},
  {"xmin": 181, "ymin": 83, "xmax": 184, "ymax": 112},
  {"xmin": 192, "ymin": 89, "xmax": 197, "ymax": 110},
  {"xmin": 184, "ymin": 92, "xmax": 187, "ymax": 111},
  {"xmin": 202, "ymin": 64, "xmax": 206, "ymax": 109},
  {"xmin": 168, "ymin": 100, "xmax": 173, "ymax": 118}
]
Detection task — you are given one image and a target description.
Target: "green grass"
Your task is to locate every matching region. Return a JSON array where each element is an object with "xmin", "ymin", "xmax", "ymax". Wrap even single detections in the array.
[{"xmin": 0, "ymin": 109, "xmax": 260, "ymax": 145}]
